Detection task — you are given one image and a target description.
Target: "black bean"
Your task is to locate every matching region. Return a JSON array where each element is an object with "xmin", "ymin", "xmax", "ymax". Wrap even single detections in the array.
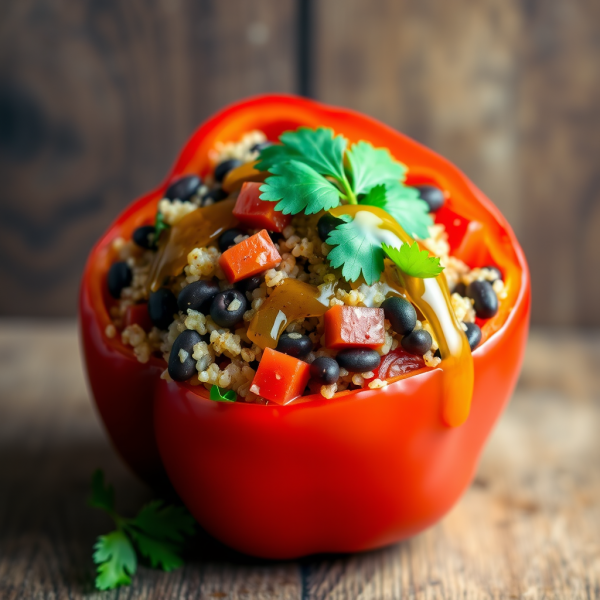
[
  {"xmin": 236, "ymin": 275, "xmax": 262, "ymax": 294},
  {"xmin": 132, "ymin": 225, "xmax": 156, "ymax": 250},
  {"xmin": 415, "ymin": 184, "xmax": 445, "ymax": 212},
  {"xmin": 177, "ymin": 279, "xmax": 220, "ymax": 314},
  {"xmin": 250, "ymin": 141, "xmax": 274, "ymax": 153},
  {"xmin": 336, "ymin": 348, "xmax": 381, "ymax": 373},
  {"xmin": 165, "ymin": 175, "xmax": 202, "ymax": 202},
  {"xmin": 463, "ymin": 322, "xmax": 482, "ymax": 351},
  {"xmin": 202, "ymin": 186, "xmax": 228, "ymax": 204},
  {"xmin": 107, "ymin": 262, "xmax": 132, "ymax": 298},
  {"xmin": 401, "ymin": 329, "xmax": 433, "ymax": 356},
  {"xmin": 168, "ymin": 330, "xmax": 203, "ymax": 382},
  {"xmin": 381, "ymin": 296, "xmax": 417, "ymax": 335},
  {"xmin": 214, "ymin": 158, "xmax": 243, "ymax": 183},
  {"xmin": 310, "ymin": 357, "xmax": 340, "ymax": 385},
  {"xmin": 453, "ymin": 282, "xmax": 467, "ymax": 296},
  {"xmin": 466, "ymin": 280, "xmax": 498, "ymax": 319},
  {"xmin": 210, "ymin": 289, "xmax": 247, "ymax": 328},
  {"xmin": 483, "ymin": 265, "xmax": 503, "ymax": 282},
  {"xmin": 317, "ymin": 213, "xmax": 345, "ymax": 242},
  {"xmin": 148, "ymin": 288, "xmax": 178, "ymax": 329},
  {"xmin": 218, "ymin": 228, "xmax": 245, "ymax": 252},
  {"xmin": 276, "ymin": 333, "xmax": 313, "ymax": 359}
]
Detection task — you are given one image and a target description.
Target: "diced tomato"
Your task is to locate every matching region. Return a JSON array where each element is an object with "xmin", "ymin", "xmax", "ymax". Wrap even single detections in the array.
[
  {"xmin": 251, "ymin": 347, "xmax": 310, "ymax": 405},
  {"xmin": 124, "ymin": 303, "xmax": 154, "ymax": 332},
  {"xmin": 219, "ymin": 229, "xmax": 281, "ymax": 283},
  {"xmin": 374, "ymin": 348, "xmax": 426, "ymax": 380},
  {"xmin": 233, "ymin": 182, "xmax": 291, "ymax": 233},
  {"xmin": 324, "ymin": 305, "xmax": 385, "ymax": 349}
]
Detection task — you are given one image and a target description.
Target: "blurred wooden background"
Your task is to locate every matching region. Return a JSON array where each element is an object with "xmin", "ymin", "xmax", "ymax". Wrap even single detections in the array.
[{"xmin": 1, "ymin": 0, "xmax": 599, "ymax": 324}]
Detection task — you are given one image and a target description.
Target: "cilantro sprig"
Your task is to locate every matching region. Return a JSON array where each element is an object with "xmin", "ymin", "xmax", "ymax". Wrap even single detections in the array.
[
  {"xmin": 89, "ymin": 470, "xmax": 195, "ymax": 590},
  {"xmin": 257, "ymin": 128, "xmax": 432, "ymax": 239},
  {"xmin": 209, "ymin": 385, "xmax": 236, "ymax": 402},
  {"xmin": 383, "ymin": 243, "xmax": 444, "ymax": 279}
]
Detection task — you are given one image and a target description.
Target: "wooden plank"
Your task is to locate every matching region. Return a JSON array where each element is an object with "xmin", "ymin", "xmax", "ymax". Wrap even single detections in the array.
[
  {"xmin": 312, "ymin": 0, "xmax": 600, "ymax": 326},
  {"xmin": 0, "ymin": 322, "xmax": 598, "ymax": 598},
  {"xmin": 0, "ymin": 0, "xmax": 298, "ymax": 317}
]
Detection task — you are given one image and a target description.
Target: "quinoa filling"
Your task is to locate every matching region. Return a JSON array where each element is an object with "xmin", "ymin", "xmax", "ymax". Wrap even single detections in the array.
[{"xmin": 105, "ymin": 130, "xmax": 506, "ymax": 405}]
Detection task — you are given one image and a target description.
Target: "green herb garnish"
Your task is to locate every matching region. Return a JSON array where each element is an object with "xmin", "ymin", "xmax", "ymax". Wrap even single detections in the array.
[
  {"xmin": 326, "ymin": 214, "xmax": 386, "ymax": 285},
  {"xmin": 360, "ymin": 181, "xmax": 431, "ymax": 240},
  {"xmin": 209, "ymin": 385, "xmax": 236, "ymax": 402},
  {"xmin": 257, "ymin": 126, "xmax": 432, "ymax": 244},
  {"xmin": 89, "ymin": 470, "xmax": 195, "ymax": 590},
  {"xmin": 383, "ymin": 243, "xmax": 445, "ymax": 279},
  {"xmin": 257, "ymin": 160, "xmax": 341, "ymax": 215}
]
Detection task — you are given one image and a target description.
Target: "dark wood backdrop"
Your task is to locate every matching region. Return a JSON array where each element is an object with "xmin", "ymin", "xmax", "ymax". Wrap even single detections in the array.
[{"xmin": 1, "ymin": 0, "xmax": 599, "ymax": 325}]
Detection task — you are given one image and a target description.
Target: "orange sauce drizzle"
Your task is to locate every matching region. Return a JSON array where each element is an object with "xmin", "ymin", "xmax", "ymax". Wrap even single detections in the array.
[
  {"xmin": 331, "ymin": 204, "xmax": 474, "ymax": 427},
  {"xmin": 247, "ymin": 279, "xmax": 335, "ymax": 349}
]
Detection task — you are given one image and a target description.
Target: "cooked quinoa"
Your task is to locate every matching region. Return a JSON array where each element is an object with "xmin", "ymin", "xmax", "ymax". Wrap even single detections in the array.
[{"xmin": 106, "ymin": 129, "xmax": 506, "ymax": 405}]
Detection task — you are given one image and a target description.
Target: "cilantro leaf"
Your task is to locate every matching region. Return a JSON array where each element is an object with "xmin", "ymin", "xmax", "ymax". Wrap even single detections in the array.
[
  {"xmin": 93, "ymin": 530, "xmax": 137, "ymax": 590},
  {"xmin": 129, "ymin": 500, "xmax": 196, "ymax": 542},
  {"xmin": 89, "ymin": 471, "xmax": 195, "ymax": 590},
  {"xmin": 361, "ymin": 183, "xmax": 387, "ymax": 205},
  {"xmin": 347, "ymin": 141, "xmax": 407, "ymax": 195},
  {"xmin": 259, "ymin": 160, "xmax": 341, "ymax": 215},
  {"xmin": 278, "ymin": 127, "xmax": 347, "ymax": 180},
  {"xmin": 254, "ymin": 143, "xmax": 303, "ymax": 172},
  {"xmin": 127, "ymin": 530, "xmax": 183, "ymax": 572},
  {"xmin": 383, "ymin": 243, "xmax": 444, "ymax": 278},
  {"xmin": 209, "ymin": 385, "xmax": 237, "ymax": 402},
  {"xmin": 326, "ymin": 214, "xmax": 386, "ymax": 285},
  {"xmin": 89, "ymin": 469, "xmax": 114, "ymax": 514},
  {"xmin": 360, "ymin": 181, "xmax": 432, "ymax": 239}
]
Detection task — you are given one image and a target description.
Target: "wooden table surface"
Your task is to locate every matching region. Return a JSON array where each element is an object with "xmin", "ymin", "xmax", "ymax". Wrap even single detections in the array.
[{"xmin": 1, "ymin": 321, "xmax": 598, "ymax": 599}]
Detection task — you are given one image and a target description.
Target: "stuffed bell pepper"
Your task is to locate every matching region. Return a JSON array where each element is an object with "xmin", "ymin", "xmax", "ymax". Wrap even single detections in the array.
[{"xmin": 80, "ymin": 94, "xmax": 530, "ymax": 558}]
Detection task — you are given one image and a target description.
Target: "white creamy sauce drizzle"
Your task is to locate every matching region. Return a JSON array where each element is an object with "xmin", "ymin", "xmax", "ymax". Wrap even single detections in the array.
[
  {"xmin": 422, "ymin": 278, "xmax": 462, "ymax": 354},
  {"xmin": 352, "ymin": 211, "xmax": 404, "ymax": 249},
  {"xmin": 270, "ymin": 310, "xmax": 287, "ymax": 339},
  {"xmin": 358, "ymin": 281, "xmax": 399, "ymax": 307}
]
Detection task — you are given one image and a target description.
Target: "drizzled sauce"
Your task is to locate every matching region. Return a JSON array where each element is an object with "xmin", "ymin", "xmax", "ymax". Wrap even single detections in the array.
[
  {"xmin": 331, "ymin": 205, "xmax": 474, "ymax": 427},
  {"xmin": 147, "ymin": 198, "xmax": 238, "ymax": 292},
  {"xmin": 247, "ymin": 279, "xmax": 335, "ymax": 349}
]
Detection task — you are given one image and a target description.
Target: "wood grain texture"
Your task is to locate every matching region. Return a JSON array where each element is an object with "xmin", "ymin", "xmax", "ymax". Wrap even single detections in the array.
[
  {"xmin": 0, "ymin": 322, "xmax": 598, "ymax": 598},
  {"xmin": 313, "ymin": 0, "xmax": 600, "ymax": 326},
  {"xmin": 0, "ymin": 0, "xmax": 297, "ymax": 317}
]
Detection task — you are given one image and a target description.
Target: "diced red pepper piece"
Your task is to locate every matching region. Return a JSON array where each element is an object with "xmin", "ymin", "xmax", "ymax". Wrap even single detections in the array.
[
  {"xmin": 124, "ymin": 303, "xmax": 154, "ymax": 332},
  {"xmin": 324, "ymin": 305, "xmax": 385, "ymax": 349},
  {"xmin": 251, "ymin": 347, "xmax": 310, "ymax": 405},
  {"xmin": 219, "ymin": 229, "xmax": 281, "ymax": 283},
  {"xmin": 233, "ymin": 182, "xmax": 291, "ymax": 233}
]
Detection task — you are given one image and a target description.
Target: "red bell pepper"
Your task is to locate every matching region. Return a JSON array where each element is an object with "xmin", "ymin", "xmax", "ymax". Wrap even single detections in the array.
[
  {"xmin": 79, "ymin": 94, "xmax": 530, "ymax": 558},
  {"xmin": 324, "ymin": 305, "xmax": 385, "ymax": 349},
  {"xmin": 233, "ymin": 181, "xmax": 292, "ymax": 232}
]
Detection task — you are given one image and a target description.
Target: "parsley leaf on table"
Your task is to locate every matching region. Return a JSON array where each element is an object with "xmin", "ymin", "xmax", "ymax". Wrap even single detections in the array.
[
  {"xmin": 93, "ymin": 531, "xmax": 137, "ymax": 590},
  {"xmin": 260, "ymin": 161, "xmax": 341, "ymax": 215},
  {"xmin": 88, "ymin": 470, "xmax": 195, "ymax": 590},
  {"xmin": 383, "ymin": 243, "xmax": 444, "ymax": 279},
  {"xmin": 347, "ymin": 141, "xmax": 407, "ymax": 195},
  {"xmin": 209, "ymin": 385, "xmax": 237, "ymax": 402},
  {"xmin": 326, "ymin": 215, "xmax": 386, "ymax": 285},
  {"xmin": 360, "ymin": 181, "xmax": 432, "ymax": 240}
]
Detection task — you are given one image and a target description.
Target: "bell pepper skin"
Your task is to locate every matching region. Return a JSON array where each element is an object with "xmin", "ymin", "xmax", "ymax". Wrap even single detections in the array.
[{"xmin": 80, "ymin": 94, "xmax": 530, "ymax": 554}]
